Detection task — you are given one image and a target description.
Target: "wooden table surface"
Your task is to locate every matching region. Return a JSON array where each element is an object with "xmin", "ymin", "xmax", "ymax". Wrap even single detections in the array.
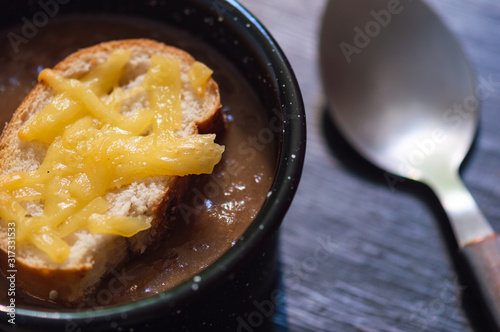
[{"xmin": 237, "ymin": 0, "xmax": 500, "ymax": 331}]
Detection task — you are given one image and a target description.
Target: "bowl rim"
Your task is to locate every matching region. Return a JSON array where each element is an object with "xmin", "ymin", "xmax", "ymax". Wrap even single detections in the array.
[{"xmin": 4, "ymin": 0, "xmax": 306, "ymax": 326}]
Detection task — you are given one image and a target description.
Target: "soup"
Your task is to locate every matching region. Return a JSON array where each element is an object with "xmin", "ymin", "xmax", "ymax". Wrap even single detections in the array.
[{"xmin": 0, "ymin": 14, "xmax": 276, "ymax": 309}]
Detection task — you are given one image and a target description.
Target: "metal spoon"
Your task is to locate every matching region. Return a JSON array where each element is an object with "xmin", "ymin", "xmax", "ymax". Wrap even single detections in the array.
[{"xmin": 320, "ymin": 0, "xmax": 500, "ymax": 328}]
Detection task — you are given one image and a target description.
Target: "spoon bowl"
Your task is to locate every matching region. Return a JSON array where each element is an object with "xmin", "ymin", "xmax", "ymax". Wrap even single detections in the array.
[
  {"xmin": 321, "ymin": 0, "xmax": 500, "ymax": 328},
  {"xmin": 321, "ymin": 0, "xmax": 475, "ymax": 184}
]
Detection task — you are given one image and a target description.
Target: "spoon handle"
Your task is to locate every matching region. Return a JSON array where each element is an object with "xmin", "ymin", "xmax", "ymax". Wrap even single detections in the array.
[
  {"xmin": 461, "ymin": 235, "xmax": 500, "ymax": 330},
  {"xmin": 427, "ymin": 170, "xmax": 494, "ymax": 248},
  {"xmin": 426, "ymin": 170, "xmax": 500, "ymax": 328}
]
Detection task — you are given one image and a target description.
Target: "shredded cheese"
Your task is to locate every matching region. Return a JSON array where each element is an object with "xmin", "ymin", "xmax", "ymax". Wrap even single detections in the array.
[{"xmin": 0, "ymin": 49, "xmax": 224, "ymax": 263}]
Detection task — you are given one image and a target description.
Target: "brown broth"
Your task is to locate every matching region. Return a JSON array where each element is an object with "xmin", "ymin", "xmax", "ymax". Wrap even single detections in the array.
[{"xmin": 0, "ymin": 15, "xmax": 276, "ymax": 309}]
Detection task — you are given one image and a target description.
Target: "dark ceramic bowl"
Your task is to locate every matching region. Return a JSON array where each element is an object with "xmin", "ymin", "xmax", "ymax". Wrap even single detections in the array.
[{"xmin": 0, "ymin": 1, "xmax": 305, "ymax": 331}]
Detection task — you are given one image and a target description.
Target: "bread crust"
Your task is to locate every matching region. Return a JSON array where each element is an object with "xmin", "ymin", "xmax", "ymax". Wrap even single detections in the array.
[{"xmin": 0, "ymin": 39, "xmax": 223, "ymax": 304}]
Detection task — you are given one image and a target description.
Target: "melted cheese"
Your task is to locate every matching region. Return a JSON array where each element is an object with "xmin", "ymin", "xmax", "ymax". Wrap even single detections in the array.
[
  {"xmin": 188, "ymin": 61, "xmax": 214, "ymax": 98},
  {"xmin": 0, "ymin": 49, "xmax": 224, "ymax": 263}
]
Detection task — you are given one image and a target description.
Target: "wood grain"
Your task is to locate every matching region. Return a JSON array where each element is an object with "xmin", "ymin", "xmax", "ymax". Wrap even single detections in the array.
[{"xmin": 238, "ymin": 0, "xmax": 500, "ymax": 331}]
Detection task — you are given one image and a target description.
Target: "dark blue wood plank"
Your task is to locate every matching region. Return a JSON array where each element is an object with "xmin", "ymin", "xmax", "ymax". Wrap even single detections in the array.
[{"xmin": 238, "ymin": 0, "xmax": 500, "ymax": 331}]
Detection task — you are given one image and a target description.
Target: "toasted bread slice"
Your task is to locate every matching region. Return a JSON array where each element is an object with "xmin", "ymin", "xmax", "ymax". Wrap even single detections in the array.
[{"xmin": 0, "ymin": 39, "xmax": 224, "ymax": 304}]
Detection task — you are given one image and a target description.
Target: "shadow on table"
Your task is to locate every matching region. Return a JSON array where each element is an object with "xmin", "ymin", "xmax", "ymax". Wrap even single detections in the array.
[
  {"xmin": 320, "ymin": 104, "xmax": 492, "ymax": 332},
  {"xmin": 232, "ymin": 257, "xmax": 290, "ymax": 332}
]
